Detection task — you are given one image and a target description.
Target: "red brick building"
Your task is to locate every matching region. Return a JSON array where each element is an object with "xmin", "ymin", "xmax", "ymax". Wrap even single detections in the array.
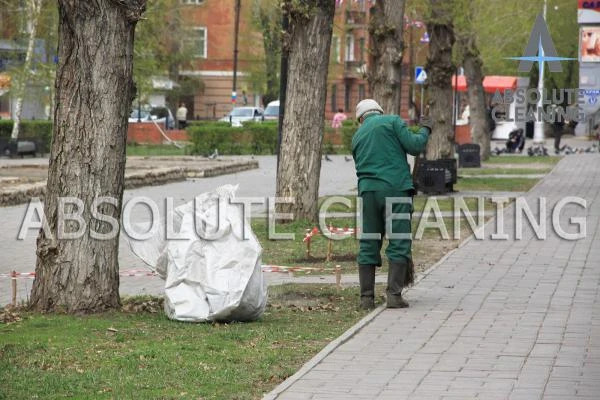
[
  {"xmin": 179, "ymin": 0, "xmax": 264, "ymax": 120},
  {"xmin": 181, "ymin": 0, "xmax": 426, "ymax": 122}
]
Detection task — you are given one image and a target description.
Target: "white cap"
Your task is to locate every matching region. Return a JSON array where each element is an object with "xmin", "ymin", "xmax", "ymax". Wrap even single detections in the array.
[{"xmin": 356, "ymin": 99, "xmax": 384, "ymax": 121}]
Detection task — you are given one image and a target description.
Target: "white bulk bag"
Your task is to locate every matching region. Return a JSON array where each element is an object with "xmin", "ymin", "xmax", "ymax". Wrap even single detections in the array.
[{"xmin": 126, "ymin": 185, "xmax": 267, "ymax": 322}]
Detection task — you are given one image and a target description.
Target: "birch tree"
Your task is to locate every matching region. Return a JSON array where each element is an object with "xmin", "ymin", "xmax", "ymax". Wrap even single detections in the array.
[{"xmin": 10, "ymin": 0, "xmax": 42, "ymax": 140}]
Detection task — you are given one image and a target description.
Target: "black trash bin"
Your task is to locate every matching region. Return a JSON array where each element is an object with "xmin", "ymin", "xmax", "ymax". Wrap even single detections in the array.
[
  {"xmin": 458, "ymin": 144, "xmax": 481, "ymax": 168},
  {"xmin": 415, "ymin": 159, "xmax": 455, "ymax": 194}
]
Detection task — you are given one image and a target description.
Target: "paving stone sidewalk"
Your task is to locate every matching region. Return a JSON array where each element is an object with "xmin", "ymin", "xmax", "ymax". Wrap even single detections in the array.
[{"xmin": 265, "ymin": 154, "xmax": 600, "ymax": 400}]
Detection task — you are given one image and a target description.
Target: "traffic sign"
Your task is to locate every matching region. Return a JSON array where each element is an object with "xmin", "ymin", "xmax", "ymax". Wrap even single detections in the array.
[{"xmin": 415, "ymin": 67, "xmax": 427, "ymax": 85}]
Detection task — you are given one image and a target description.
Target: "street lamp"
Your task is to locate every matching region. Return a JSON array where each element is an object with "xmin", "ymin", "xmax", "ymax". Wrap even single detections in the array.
[
  {"xmin": 232, "ymin": 0, "xmax": 241, "ymax": 109},
  {"xmin": 533, "ymin": 0, "xmax": 548, "ymax": 144}
]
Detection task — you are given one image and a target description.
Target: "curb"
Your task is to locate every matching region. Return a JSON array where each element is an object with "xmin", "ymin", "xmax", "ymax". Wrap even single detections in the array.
[
  {"xmin": 262, "ymin": 159, "xmax": 563, "ymax": 399},
  {"xmin": 0, "ymin": 160, "xmax": 259, "ymax": 207},
  {"xmin": 262, "ymin": 303, "xmax": 387, "ymax": 400}
]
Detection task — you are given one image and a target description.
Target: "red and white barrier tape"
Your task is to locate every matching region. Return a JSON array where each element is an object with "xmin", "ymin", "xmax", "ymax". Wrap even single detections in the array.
[
  {"xmin": 0, "ymin": 269, "xmax": 158, "ymax": 280},
  {"xmin": 261, "ymin": 264, "xmax": 340, "ymax": 273},
  {"xmin": 303, "ymin": 226, "xmax": 358, "ymax": 242},
  {"xmin": 1, "ymin": 265, "xmax": 341, "ymax": 280}
]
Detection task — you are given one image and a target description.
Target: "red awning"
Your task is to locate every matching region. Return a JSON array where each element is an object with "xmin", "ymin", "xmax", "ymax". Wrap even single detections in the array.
[
  {"xmin": 452, "ymin": 75, "xmax": 518, "ymax": 93},
  {"xmin": 452, "ymin": 75, "xmax": 468, "ymax": 91}
]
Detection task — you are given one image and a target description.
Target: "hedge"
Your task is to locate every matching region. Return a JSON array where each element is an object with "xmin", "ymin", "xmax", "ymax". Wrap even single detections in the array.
[
  {"xmin": 189, "ymin": 120, "xmax": 358, "ymax": 156},
  {"xmin": 0, "ymin": 120, "xmax": 53, "ymax": 152},
  {"xmin": 188, "ymin": 121, "xmax": 277, "ymax": 155},
  {"xmin": 340, "ymin": 120, "xmax": 358, "ymax": 153}
]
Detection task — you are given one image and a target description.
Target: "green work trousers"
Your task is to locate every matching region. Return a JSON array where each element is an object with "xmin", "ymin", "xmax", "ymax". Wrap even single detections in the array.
[{"xmin": 358, "ymin": 189, "xmax": 413, "ymax": 267}]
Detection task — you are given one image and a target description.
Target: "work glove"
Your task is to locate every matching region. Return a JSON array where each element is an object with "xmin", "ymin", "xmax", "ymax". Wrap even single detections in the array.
[{"xmin": 419, "ymin": 116, "xmax": 433, "ymax": 133}]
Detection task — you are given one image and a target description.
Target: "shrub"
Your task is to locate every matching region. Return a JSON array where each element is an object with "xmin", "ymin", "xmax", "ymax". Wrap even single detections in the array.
[
  {"xmin": 341, "ymin": 120, "xmax": 359, "ymax": 154},
  {"xmin": 188, "ymin": 121, "xmax": 278, "ymax": 155},
  {"xmin": 0, "ymin": 120, "xmax": 53, "ymax": 152}
]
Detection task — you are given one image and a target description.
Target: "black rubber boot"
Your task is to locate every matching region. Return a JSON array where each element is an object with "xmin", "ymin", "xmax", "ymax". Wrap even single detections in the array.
[
  {"xmin": 358, "ymin": 265, "xmax": 376, "ymax": 310},
  {"xmin": 387, "ymin": 260, "xmax": 409, "ymax": 308}
]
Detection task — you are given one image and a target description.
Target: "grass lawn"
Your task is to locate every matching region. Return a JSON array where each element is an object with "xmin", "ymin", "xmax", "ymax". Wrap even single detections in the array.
[
  {"xmin": 458, "ymin": 167, "xmax": 552, "ymax": 176},
  {"xmin": 0, "ymin": 285, "xmax": 370, "ymax": 400},
  {"xmin": 126, "ymin": 144, "xmax": 189, "ymax": 157},
  {"xmin": 454, "ymin": 177, "xmax": 540, "ymax": 192},
  {"xmin": 253, "ymin": 215, "xmax": 482, "ymax": 276},
  {"xmin": 485, "ymin": 155, "xmax": 561, "ymax": 165}
]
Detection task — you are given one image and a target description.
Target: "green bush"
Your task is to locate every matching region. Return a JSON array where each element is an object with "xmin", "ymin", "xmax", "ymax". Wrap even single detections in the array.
[
  {"xmin": 341, "ymin": 120, "xmax": 359, "ymax": 154},
  {"xmin": 0, "ymin": 120, "xmax": 53, "ymax": 152},
  {"xmin": 188, "ymin": 121, "xmax": 278, "ymax": 155},
  {"xmin": 188, "ymin": 120, "xmax": 357, "ymax": 156},
  {"xmin": 186, "ymin": 120, "xmax": 232, "ymax": 129}
]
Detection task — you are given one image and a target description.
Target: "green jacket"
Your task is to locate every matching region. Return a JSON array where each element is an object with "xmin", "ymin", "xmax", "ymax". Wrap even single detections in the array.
[{"xmin": 352, "ymin": 114, "xmax": 429, "ymax": 195}]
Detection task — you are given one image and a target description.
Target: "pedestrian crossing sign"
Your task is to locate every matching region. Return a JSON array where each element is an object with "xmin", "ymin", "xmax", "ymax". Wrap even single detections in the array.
[{"xmin": 415, "ymin": 67, "xmax": 427, "ymax": 84}]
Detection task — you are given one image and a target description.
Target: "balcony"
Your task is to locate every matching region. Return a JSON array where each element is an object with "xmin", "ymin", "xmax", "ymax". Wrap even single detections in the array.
[
  {"xmin": 344, "ymin": 60, "xmax": 367, "ymax": 80},
  {"xmin": 345, "ymin": 10, "xmax": 367, "ymax": 28}
]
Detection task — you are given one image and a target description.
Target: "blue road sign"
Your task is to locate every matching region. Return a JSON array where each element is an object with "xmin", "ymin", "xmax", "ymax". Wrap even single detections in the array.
[{"xmin": 415, "ymin": 67, "xmax": 427, "ymax": 84}]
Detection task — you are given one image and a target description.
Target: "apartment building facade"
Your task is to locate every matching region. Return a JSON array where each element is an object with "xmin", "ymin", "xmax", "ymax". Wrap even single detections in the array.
[
  {"xmin": 179, "ymin": 0, "xmax": 264, "ymax": 120},
  {"xmin": 181, "ymin": 0, "xmax": 424, "ymax": 122}
]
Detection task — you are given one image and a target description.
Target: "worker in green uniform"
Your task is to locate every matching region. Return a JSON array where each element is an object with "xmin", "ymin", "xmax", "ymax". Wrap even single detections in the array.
[{"xmin": 352, "ymin": 99, "xmax": 432, "ymax": 309}]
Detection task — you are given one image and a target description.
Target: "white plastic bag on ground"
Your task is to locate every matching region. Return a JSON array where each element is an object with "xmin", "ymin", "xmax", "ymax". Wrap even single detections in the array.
[{"xmin": 127, "ymin": 185, "xmax": 267, "ymax": 322}]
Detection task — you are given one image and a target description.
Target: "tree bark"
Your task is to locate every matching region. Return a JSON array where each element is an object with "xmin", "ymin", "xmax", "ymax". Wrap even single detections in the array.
[
  {"xmin": 368, "ymin": 0, "xmax": 406, "ymax": 115},
  {"xmin": 276, "ymin": 0, "xmax": 334, "ymax": 222},
  {"xmin": 459, "ymin": 34, "xmax": 490, "ymax": 160},
  {"xmin": 30, "ymin": 0, "xmax": 146, "ymax": 313},
  {"xmin": 425, "ymin": 0, "xmax": 455, "ymax": 160},
  {"xmin": 258, "ymin": 6, "xmax": 281, "ymax": 105},
  {"xmin": 10, "ymin": 0, "xmax": 42, "ymax": 140}
]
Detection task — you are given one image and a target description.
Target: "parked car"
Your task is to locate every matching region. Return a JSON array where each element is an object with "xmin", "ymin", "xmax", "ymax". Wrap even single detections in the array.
[
  {"xmin": 263, "ymin": 100, "xmax": 280, "ymax": 121},
  {"xmin": 129, "ymin": 106, "xmax": 175, "ymax": 129},
  {"xmin": 219, "ymin": 107, "xmax": 264, "ymax": 127},
  {"xmin": 150, "ymin": 106, "xmax": 175, "ymax": 129}
]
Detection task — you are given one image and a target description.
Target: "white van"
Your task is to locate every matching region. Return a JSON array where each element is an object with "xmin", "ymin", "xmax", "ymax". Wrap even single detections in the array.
[{"xmin": 263, "ymin": 100, "xmax": 280, "ymax": 121}]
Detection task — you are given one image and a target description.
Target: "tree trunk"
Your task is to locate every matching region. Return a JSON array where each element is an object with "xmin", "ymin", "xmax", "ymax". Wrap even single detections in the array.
[
  {"xmin": 368, "ymin": 0, "xmax": 406, "ymax": 115},
  {"xmin": 425, "ymin": 0, "xmax": 455, "ymax": 160},
  {"xmin": 30, "ymin": 0, "xmax": 146, "ymax": 313},
  {"xmin": 10, "ymin": 0, "xmax": 42, "ymax": 140},
  {"xmin": 276, "ymin": 0, "xmax": 334, "ymax": 222},
  {"xmin": 257, "ymin": 4, "xmax": 280, "ymax": 105},
  {"xmin": 459, "ymin": 34, "xmax": 490, "ymax": 160}
]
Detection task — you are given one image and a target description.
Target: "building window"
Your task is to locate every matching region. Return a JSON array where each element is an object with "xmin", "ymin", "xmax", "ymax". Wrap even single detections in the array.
[
  {"xmin": 188, "ymin": 27, "xmax": 207, "ymax": 58},
  {"xmin": 359, "ymin": 37, "xmax": 365, "ymax": 62},
  {"xmin": 331, "ymin": 84, "xmax": 337, "ymax": 113},
  {"xmin": 344, "ymin": 83, "xmax": 352, "ymax": 112},
  {"xmin": 358, "ymin": 84, "xmax": 365, "ymax": 101},
  {"xmin": 345, "ymin": 34, "xmax": 354, "ymax": 62},
  {"xmin": 331, "ymin": 35, "xmax": 340, "ymax": 64},
  {"xmin": 181, "ymin": 0, "xmax": 205, "ymax": 4}
]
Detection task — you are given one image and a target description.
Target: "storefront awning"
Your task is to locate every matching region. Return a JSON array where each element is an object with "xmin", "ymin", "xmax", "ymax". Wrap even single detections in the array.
[{"xmin": 452, "ymin": 75, "xmax": 518, "ymax": 93}]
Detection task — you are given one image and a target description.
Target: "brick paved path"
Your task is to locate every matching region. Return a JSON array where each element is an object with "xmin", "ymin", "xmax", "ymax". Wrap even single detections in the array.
[{"xmin": 265, "ymin": 154, "xmax": 600, "ymax": 399}]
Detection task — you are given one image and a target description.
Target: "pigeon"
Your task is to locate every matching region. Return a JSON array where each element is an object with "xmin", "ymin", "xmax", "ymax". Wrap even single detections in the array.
[
  {"xmin": 344, "ymin": 156, "xmax": 353, "ymax": 162},
  {"xmin": 324, "ymin": 154, "xmax": 333, "ymax": 162}
]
